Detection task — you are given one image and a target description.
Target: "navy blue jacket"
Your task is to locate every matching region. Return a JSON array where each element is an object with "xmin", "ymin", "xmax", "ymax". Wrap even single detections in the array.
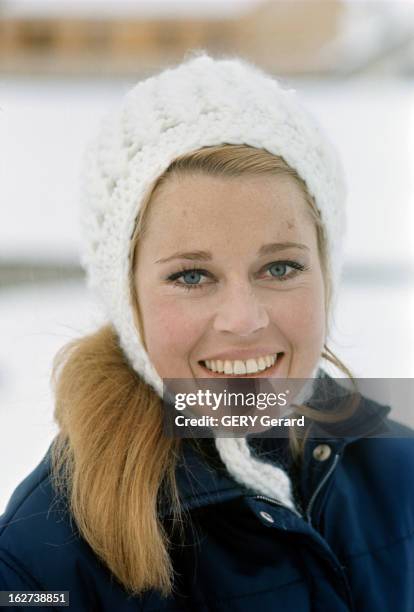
[{"xmin": 1, "ymin": 377, "xmax": 414, "ymax": 611}]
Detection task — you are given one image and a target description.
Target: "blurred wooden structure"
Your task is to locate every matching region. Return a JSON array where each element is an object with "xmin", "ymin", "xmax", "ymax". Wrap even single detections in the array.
[{"xmin": 0, "ymin": 1, "xmax": 344, "ymax": 75}]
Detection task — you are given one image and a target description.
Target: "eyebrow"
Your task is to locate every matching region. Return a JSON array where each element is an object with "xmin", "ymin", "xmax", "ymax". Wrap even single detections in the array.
[{"xmin": 155, "ymin": 242, "xmax": 310, "ymax": 264}]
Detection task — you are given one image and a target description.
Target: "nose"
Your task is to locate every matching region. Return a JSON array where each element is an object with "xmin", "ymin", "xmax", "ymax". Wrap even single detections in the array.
[{"xmin": 213, "ymin": 282, "xmax": 269, "ymax": 336}]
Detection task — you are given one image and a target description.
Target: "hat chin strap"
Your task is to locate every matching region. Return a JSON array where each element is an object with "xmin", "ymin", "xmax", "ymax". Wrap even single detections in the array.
[{"xmin": 213, "ymin": 362, "xmax": 322, "ymax": 514}]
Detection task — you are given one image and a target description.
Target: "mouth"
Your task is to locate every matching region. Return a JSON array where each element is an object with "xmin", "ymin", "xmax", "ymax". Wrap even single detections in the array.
[{"xmin": 197, "ymin": 352, "xmax": 285, "ymax": 378}]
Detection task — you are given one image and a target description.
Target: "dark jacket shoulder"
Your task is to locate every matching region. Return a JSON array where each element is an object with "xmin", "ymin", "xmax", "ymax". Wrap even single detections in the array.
[{"xmin": 0, "ymin": 451, "xmax": 144, "ymax": 611}]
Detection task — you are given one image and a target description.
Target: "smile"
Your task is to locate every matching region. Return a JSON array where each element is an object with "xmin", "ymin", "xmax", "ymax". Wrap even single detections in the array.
[{"xmin": 198, "ymin": 353, "xmax": 284, "ymax": 377}]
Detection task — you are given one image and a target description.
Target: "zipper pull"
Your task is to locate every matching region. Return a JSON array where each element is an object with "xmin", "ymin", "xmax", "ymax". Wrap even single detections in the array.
[{"xmin": 254, "ymin": 494, "xmax": 302, "ymax": 518}]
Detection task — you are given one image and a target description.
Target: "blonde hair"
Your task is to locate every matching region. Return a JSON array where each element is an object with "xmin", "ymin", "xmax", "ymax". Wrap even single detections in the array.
[{"xmin": 50, "ymin": 144, "xmax": 354, "ymax": 598}]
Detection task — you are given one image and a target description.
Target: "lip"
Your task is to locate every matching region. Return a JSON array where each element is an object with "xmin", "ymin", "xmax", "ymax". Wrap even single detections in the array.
[
  {"xmin": 198, "ymin": 348, "xmax": 284, "ymax": 361},
  {"xmin": 197, "ymin": 352, "xmax": 285, "ymax": 378}
]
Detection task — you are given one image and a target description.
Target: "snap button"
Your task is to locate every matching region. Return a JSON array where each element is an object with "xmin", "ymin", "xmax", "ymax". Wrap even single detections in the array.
[
  {"xmin": 312, "ymin": 444, "xmax": 332, "ymax": 461},
  {"xmin": 259, "ymin": 511, "xmax": 274, "ymax": 523}
]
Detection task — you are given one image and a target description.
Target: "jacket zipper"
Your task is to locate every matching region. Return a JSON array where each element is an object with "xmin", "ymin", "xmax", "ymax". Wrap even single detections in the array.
[
  {"xmin": 255, "ymin": 455, "xmax": 353, "ymax": 610},
  {"xmin": 305, "ymin": 453, "xmax": 341, "ymax": 525},
  {"xmin": 253, "ymin": 453, "xmax": 341, "ymax": 524}
]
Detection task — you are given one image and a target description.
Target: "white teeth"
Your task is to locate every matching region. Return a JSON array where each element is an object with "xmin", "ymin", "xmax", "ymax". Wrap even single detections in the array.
[
  {"xmin": 245, "ymin": 358, "xmax": 259, "ymax": 374},
  {"xmin": 224, "ymin": 360, "xmax": 233, "ymax": 375},
  {"xmin": 233, "ymin": 360, "xmax": 247, "ymax": 375},
  {"xmin": 204, "ymin": 353, "xmax": 278, "ymax": 375}
]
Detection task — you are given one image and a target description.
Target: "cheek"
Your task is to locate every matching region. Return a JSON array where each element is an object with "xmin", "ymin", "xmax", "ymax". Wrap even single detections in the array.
[
  {"xmin": 269, "ymin": 288, "xmax": 325, "ymax": 345},
  {"xmin": 140, "ymin": 296, "xmax": 202, "ymax": 356}
]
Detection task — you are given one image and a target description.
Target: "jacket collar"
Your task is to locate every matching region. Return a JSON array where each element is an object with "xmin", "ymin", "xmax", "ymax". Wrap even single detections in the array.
[{"xmin": 160, "ymin": 372, "xmax": 391, "ymax": 517}]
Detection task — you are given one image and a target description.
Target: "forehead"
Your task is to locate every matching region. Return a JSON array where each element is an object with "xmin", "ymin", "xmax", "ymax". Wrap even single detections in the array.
[{"xmin": 144, "ymin": 172, "xmax": 315, "ymax": 246}]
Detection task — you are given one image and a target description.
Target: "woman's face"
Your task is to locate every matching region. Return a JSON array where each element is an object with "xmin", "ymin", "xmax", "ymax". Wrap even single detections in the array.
[{"xmin": 134, "ymin": 173, "xmax": 325, "ymax": 380}]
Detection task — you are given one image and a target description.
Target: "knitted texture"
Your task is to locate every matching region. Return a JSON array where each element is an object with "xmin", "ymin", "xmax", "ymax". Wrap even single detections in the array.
[
  {"xmin": 78, "ymin": 52, "xmax": 347, "ymax": 513},
  {"xmin": 215, "ymin": 437, "xmax": 296, "ymax": 510}
]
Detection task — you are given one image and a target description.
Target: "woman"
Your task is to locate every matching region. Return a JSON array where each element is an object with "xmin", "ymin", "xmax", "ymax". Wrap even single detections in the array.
[{"xmin": 1, "ymin": 53, "xmax": 413, "ymax": 611}]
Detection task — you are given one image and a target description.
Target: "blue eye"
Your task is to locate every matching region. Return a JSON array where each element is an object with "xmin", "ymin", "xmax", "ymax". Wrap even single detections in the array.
[
  {"xmin": 167, "ymin": 267, "xmax": 209, "ymax": 290},
  {"xmin": 181, "ymin": 270, "xmax": 203, "ymax": 285},
  {"xmin": 266, "ymin": 261, "xmax": 307, "ymax": 281},
  {"xmin": 269, "ymin": 262, "xmax": 288, "ymax": 278}
]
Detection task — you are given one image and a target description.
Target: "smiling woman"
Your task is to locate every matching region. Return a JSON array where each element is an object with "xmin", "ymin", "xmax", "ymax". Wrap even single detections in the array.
[{"xmin": 1, "ymin": 52, "xmax": 414, "ymax": 612}]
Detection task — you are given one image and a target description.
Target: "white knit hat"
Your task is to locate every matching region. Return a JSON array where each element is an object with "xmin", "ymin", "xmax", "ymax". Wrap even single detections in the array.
[{"xmin": 79, "ymin": 52, "xmax": 347, "ymax": 514}]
